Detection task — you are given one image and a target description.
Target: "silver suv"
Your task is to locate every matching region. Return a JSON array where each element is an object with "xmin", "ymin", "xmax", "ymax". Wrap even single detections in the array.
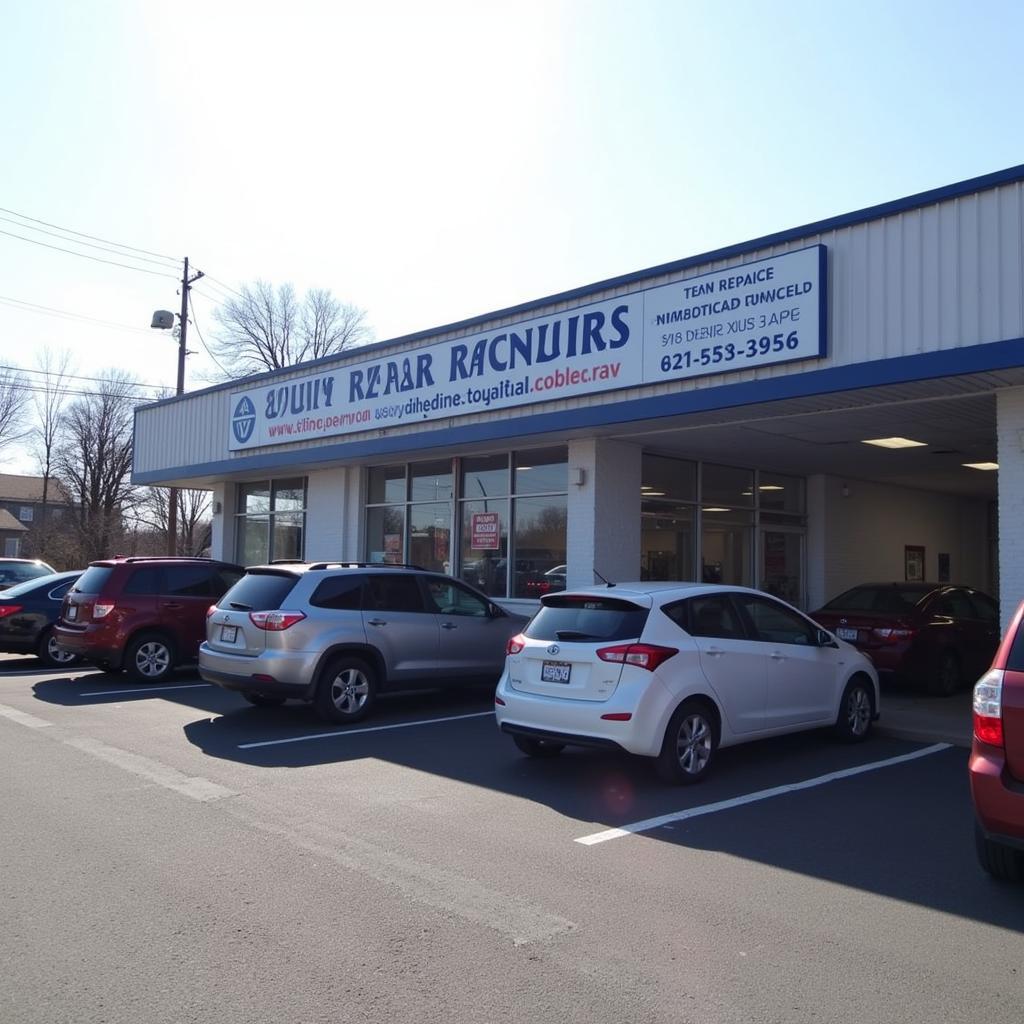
[{"xmin": 199, "ymin": 562, "xmax": 528, "ymax": 723}]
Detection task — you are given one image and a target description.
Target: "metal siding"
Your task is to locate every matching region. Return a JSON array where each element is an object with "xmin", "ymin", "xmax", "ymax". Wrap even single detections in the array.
[{"xmin": 134, "ymin": 182, "xmax": 1024, "ymax": 480}]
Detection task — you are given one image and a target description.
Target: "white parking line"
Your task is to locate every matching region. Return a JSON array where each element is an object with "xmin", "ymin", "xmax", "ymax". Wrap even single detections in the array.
[
  {"xmin": 238, "ymin": 710, "xmax": 494, "ymax": 749},
  {"xmin": 574, "ymin": 743, "xmax": 953, "ymax": 846},
  {"xmin": 0, "ymin": 702, "xmax": 53, "ymax": 729},
  {"xmin": 79, "ymin": 683, "xmax": 213, "ymax": 697}
]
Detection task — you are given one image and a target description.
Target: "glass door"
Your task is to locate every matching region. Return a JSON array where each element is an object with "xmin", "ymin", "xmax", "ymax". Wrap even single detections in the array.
[{"xmin": 759, "ymin": 527, "xmax": 804, "ymax": 608}]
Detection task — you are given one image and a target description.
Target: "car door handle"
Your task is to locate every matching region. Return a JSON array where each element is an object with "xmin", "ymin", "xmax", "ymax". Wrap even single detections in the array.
[
  {"xmin": 770, "ymin": 652, "xmax": 785, "ymax": 660},
  {"xmin": 164, "ymin": 602, "xmax": 184, "ymax": 610},
  {"xmin": 367, "ymin": 618, "xmax": 387, "ymax": 626},
  {"xmin": 441, "ymin": 622, "xmax": 457, "ymax": 630},
  {"xmin": 705, "ymin": 646, "xmax": 724, "ymax": 656}
]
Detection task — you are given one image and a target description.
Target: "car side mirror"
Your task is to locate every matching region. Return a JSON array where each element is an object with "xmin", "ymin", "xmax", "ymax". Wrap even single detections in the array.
[
  {"xmin": 488, "ymin": 602, "xmax": 504, "ymax": 619},
  {"xmin": 817, "ymin": 628, "xmax": 839, "ymax": 648}
]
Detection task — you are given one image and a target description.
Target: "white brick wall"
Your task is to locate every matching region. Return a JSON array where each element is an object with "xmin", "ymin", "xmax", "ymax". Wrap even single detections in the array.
[{"xmin": 305, "ymin": 467, "xmax": 350, "ymax": 562}]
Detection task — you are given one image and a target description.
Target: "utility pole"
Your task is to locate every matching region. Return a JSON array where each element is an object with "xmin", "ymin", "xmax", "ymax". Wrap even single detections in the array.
[{"xmin": 166, "ymin": 257, "xmax": 204, "ymax": 555}]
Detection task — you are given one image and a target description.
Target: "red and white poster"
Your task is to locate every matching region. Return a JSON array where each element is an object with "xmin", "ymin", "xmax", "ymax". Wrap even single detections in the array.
[{"xmin": 470, "ymin": 512, "xmax": 500, "ymax": 550}]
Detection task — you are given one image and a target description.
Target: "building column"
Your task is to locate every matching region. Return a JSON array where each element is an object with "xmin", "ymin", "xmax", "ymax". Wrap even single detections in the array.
[
  {"xmin": 997, "ymin": 387, "xmax": 1024, "ymax": 629},
  {"xmin": 209, "ymin": 482, "xmax": 234, "ymax": 562},
  {"xmin": 805, "ymin": 474, "xmax": 828, "ymax": 611},
  {"xmin": 566, "ymin": 439, "xmax": 642, "ymax": 588},
  {"xmin": 305, "ymin": 467, "xmax": 350, "ymax": 562}
]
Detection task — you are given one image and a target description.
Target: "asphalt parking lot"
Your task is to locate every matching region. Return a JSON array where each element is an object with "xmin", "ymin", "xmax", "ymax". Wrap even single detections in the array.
[{"xmin": 1, "ymin": 655, "xmax": 1022, "ymax": 1024}]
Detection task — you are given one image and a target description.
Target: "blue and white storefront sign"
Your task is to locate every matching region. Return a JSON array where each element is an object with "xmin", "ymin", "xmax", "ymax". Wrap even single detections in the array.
[{"xmin": 227, "ymin": 245, "xmax": 826, "ymax": 451}]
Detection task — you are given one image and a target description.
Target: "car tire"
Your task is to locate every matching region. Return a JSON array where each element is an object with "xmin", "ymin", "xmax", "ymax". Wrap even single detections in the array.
[
  {"xmin": 36, "ymin": 628, "xmax": 80, "ymax": 668},
  {"xmin": 656, "ymin": 699, "xmax": 718, "ymax": 784},
  {"xmin": 929, "ymin": 650, "xmax": 961, "ymax": 697},
  {"xmin": 124, "ymin": 633, "xmax": 176, "ymax": 683},
  {"xmin": 314, "ymin": 656, "xmax": 376, "ymax": 724},
  {"xmin": 975, "ymin": 822, "xmax": 1024, "ymax": 882},
  {"xmin": 834, "ymin": 676, "xmax": 874, "ymax": 742},
  {"xmin": 512, "ymin": 734, "xmax": 565, "ymax": 758},
  {"xmin": 241, "ymin": 691, "xmax": 287, "ymax": 708}
]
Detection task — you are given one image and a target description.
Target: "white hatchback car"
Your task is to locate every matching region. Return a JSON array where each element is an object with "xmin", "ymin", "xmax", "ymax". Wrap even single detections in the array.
[{"xmin": 495, "ymin": 582, "xmax": 880, "ymax": 783}]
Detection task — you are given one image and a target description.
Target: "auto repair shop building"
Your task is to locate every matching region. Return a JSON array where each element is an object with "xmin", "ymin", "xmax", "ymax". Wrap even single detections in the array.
[{"xmin": 133, "ymin": 165, "xmax": 1024, "ymax": 623}]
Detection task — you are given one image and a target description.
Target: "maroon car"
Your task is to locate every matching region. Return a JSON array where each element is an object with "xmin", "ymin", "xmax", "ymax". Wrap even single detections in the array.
[
  {"xmin": 810, "ymin": 582, "xmax": 999, "ymax": 695},
  {"xmin": 54, "ymin": 557, "xmax": 243, "ymax": 682},
  {"xmin": 970, "ymin": 599, "xmax": 1024, "ymax": 881}
]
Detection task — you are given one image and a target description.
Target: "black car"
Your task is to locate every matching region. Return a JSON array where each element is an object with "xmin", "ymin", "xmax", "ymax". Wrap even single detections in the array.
[{"xmin": 0, "ymin": 571, "xmax": 82, "ymax": 666}]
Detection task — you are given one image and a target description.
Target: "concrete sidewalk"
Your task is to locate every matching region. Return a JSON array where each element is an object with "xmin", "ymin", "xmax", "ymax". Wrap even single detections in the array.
[{"xmin": 875, "ymin": 683, "xmax": 973, "ymax": 748}]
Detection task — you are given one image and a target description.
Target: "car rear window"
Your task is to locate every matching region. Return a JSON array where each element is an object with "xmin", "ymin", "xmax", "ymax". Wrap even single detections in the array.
[
  {"xmin": 1006, "ymin": 621, "xmax": 1024, "ymax": 672},
  {"xmin": 219, "ymin": 571, "xmax": 299, "ymax": 611},
  {"xmin": 1, "ymin": 574, "xmax": 58, "ymax": 598},
  {"xmin": 74, "ymin": 566, "xmax": 115, "ymax": 594},
  {"xmin": 822, "ymin": 585, "xmax": 930, "ymax": 614},
  {"xmin": 525, "ymin": 596, "xmax": 649, "ymax": 642}
]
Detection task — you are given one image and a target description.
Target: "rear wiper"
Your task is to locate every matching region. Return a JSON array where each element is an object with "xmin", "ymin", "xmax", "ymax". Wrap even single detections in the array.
[
  {"xmin": 228, "ymin": 601, "xmax": 253, "ymax": 610},
  {"xmin": 555, "ymin": 630, "xmax": 598, "ymax": 641}
]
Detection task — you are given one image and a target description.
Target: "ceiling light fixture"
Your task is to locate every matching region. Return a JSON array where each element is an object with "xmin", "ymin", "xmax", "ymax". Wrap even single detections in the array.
[
  {"xmin": 702, "ymin": 506, "xmax": 731, "ymax": 513},
  {"xmin": 963, "ymin": 462, "xmax": 999, "ymax": 471}
]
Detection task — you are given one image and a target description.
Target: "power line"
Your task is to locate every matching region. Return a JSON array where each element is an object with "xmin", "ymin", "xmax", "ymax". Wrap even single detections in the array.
[
  {"xmin": 0, "ymin": 204, "xmax": 178, "ymax": 262},
  {"xmin": 0, "ymin": 363, "xmax": 167, "ymax": 394},
  {"xmin": 0, "ymin": 377, "xmax": 165, "ymax": 403},
  {"xmin": 188, "ymin": 293, "xmax": 231, "ymax": 376},
  {"xmin": 0, "ymin": 214, "xmax": 180, "ymax": 270},
  {"xmin": 198, "ymin": 272, "xmax": 244, "ymax": 300},
  {"xmin": 0, "ymin": 227, "xmax": 180, "ymax": 279},
  {"xmin": 0, "ymin": 295, "xmax": 153, "ymax": 334}
]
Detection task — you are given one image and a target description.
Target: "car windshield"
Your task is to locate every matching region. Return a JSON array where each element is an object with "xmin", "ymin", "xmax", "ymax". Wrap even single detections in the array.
[
  {"xmin": 525, "ymin": 595, "xmax": 649, "ymax": 642},
  {"xmin": 822, "ymin": 584, "xmax": 931, "ymax": 614}
]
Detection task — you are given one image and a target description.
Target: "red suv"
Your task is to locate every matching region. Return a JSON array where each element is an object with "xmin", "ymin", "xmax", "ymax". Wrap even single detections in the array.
[
  {"xmin": 54, "ymin": 557, "xmax": 243, "ymax": 682},
  {"xmin": 969, "ymin": 598, "xmax": 1024, "ymax": 882}
]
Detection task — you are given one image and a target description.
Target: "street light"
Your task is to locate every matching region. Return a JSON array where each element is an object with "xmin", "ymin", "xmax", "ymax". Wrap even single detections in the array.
[{"xmin": 151, "ymin": 256, "xmax": 204, "ymax": 554}]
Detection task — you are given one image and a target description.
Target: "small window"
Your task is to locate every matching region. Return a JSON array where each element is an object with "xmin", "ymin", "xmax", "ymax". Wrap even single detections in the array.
[
  {"xmin": 424, "ymin": 578, "xmax": 489, "ymax": 617},
  {"xmin": 736, "ymin": 594, "xmax": 815, "ymax": 646},
  {"xmin": 968, "ymin": 591, "xmax": 999, "ymax": 625},
  {"xmin": 683, "ymin": 595, "xmax": 745, "ymax": 640},
  {"xmin": 48, "ymin": 580, "xmax": 76, "ymax": 601},
  {"xmin": 122, "ymin": 567, "xmax": 163, "ymax": 595},
  {"xmin": 365, "ymin": 575, "xmax": 426, "ymax": 613},
  {"xmin": 310, "ymin": 575, "xmax": 365, "ymax": 611},
  {"xmin": 163, "ymin": 564, "xmax": 214, "ymax": 598},
  {"xmin": 18, "ymin": 506, "xmax": 33, "ymax": 522}
]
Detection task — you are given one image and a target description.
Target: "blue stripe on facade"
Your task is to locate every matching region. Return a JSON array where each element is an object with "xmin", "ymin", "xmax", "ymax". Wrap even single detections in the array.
[
  {"xmin": 132, "ymin": 336, "xmax": 1024, "ymax": 485},
  {"xmin": 136, "ymin": 163, "xmax": 1024, "ymax": 416}
]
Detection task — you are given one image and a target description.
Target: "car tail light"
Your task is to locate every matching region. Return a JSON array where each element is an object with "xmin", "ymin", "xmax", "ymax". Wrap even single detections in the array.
[
  {"xmin": 248, "ymin": 610, "xmax": 306, "ymax": 631},
  {"xmin": 93, "ymin": 602, "xmax": 115, "ymax": 619},
  {"xmin": 206, "ymin": 605, "xmax": 216, "ymax": 619},
  {"xmin": 0, "ymin": 605, "xmax": 23, "ymax": 618},
  {"xmin": 495, "ymin": 695, "xmax": 506, "ymax": 706},
  {"xmin": 506, "ymin": 633, "xmax": 526, "ymax": 655},
  {"xmin": 597, "ymin": 643, "xmax": 678, "ymax": 671},
  {"xmin": 973, "ymin": 669, "xmax": 1004, "ymax": 748},
  {"xmin": 600, "ymin": 712, "xmax": 633, "ymax": 721}
]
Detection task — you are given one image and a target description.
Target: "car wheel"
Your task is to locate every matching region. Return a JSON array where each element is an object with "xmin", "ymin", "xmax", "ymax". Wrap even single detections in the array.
[
  {"xmin": 929, "ymin": 650, "xmax": 962, "ymax": 697},
  {"xmin": 834, "ymin": 676, "xmax": 874, "ymax": 742},
  {"xmin": 975, "ymin": 822, "xmax": 1024, "ymax": 882},
  {"xmin": 512, "ymin": 734, "xmax": 565, "ymax": 758},
  {"xmin": 124, "ymin": 633, "xmax": 175, "ymax": 683},
  {"xmin": 657, "ymin": 699, "xmax": 718, "ymax": 784},
  {"xmin": 36, "ymin": 628, "xmax": 79, "ymax": 668},
  {"xmin": 241, "ymin": 691, "xmax": 286, "ymax": 708},
  {"xmin": 314, "ymin": 656, "xmax": 376, "ymax": 724}
]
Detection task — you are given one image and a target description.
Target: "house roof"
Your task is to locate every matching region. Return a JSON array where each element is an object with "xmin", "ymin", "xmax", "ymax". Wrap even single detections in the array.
[
  {"xmin": 0, "ymin": 473, "xmax": 73, "ymax": 504},
  {"xmin": 0, "ymin": 508, "xmax": 28, "ymax": 532}
]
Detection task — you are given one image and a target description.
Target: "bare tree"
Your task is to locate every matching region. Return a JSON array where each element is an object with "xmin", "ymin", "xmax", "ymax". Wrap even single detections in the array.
[
  {"xmin": 30, "ymin": 349, "xmax": 73, "ymax": 512},
  {"xmin": 131, "ymin": 486, "xmax": 212, "ymax": 556},
  {"xmin": 55, "ymin": 373, "xmax": 138, "ymax": 562},
  {"xmin": 0, "ymin": 365, "xmax": 29, "ymax": 457},
  {"xmin": 210, "ymin": 280, "xmax": 371, "ymax": 376}
]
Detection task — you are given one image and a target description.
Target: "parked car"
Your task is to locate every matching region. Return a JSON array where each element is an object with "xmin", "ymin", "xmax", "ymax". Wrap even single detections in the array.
[
  {"xmin": 54, "ymin": 557, "xmax": 244, "ymax": 682},
  {"xmin": 810, "ymin": 582, "xmax": 999, "ymax": 695},
  {"xmin": 495, "ymin": 582, "xmax": 879, "ymax": 784},
  {"xmin": 969, "ymin": 598, "xmax": 1024, "ymax": 882},
  {"xmin": 0, "ymin": 571, "xmax": 82, "ymax": 666},
  {"xmin": 0, "ymin": 558, "xmax": 56, "ymax": 590},
  {"xmin": 199, "ymin": 562, "xmax": 529, "ymax": 722}
]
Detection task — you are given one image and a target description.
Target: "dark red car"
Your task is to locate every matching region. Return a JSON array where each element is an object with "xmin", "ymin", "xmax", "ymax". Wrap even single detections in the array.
[
  {"xmin": 810, "ymin": 583, "xmax": 999, "ymax": 695},
  {"xmin": 970, "ymin": 599, "xmax": 1024, "ymax": 881},
  {"xmin": 54, "ymin": 557, "xmax": 243, "ymax": 682}
]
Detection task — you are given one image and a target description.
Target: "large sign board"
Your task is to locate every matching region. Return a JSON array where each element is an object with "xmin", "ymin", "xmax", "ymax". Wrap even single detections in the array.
[{"xmin": 228, "ymin": 245, "xmax": 826, "ymax": 450}]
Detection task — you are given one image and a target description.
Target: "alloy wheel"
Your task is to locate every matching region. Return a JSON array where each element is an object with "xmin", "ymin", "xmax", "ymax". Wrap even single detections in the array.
[
  {"xmin": 675, "ymin": 714, "xmax": 712, "ymax": 775},
  {"xmin": 329, "ymin": 667, "xmax": 369, "ymax": 715},
  {"xmin": 135, "ymin": 641, "xmax": 171, "ymax": 678}
]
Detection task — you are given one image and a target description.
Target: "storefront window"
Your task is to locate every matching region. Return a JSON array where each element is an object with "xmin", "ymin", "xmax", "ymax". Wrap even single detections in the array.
[
  {"xmin": 368, "ymin": 465, "xmax": 406, "ymax": 504},
  {"xmin": 513, "ymin": 494, "xmax": 567, "ymax": 598},
  {"xmin": 515, "ymin": 448, "xmax": 568, "ymax": 495},
  {"xmin": 366, "ymin": 506, "xmax": 406, "ymax": 564},
  {"xmin": 642, "ymin": 502, "xmax": 695, "ymax": 581},
  {"xmin": 409, "ymin": 502, "xmax": 450, "ymax": 573},
  {"xmin": 701, "ymin": 509, "xmax": 754, "ymax": 586},
  {"xmin": 235, "ymin": 478, "xmax": 306, "ymax": 564}
]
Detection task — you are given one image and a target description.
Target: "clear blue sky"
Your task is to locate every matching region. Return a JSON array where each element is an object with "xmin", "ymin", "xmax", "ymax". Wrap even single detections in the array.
[{"xmin": 2, "ymin": 0, "xmax": 1023, "ymax": 471}]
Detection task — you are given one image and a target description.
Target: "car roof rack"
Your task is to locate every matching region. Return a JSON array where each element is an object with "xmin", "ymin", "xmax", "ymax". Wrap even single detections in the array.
[
  {"xmin": 119, "ymin": 556, "xmax": 218, "ymax": 563},
  {"xmin": 305, "ymin": 561, "xmax": 426, "ymax": 571}
]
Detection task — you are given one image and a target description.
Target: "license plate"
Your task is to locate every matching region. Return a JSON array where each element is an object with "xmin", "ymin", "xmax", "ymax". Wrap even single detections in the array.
[
  {"xmin": 220, "ymin": 625, "xmax": 238, "ymax": 643},
  {"xmin": 541, "ymin": 660, "xmax": 571, "ymax": 683},
  {"xmin": 836, "ymin": 627, "xmax": 858, "ymax": 641},
  {"xmin": 66, "ymin": 605, "xmax": 77, "ymax": 621}
]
